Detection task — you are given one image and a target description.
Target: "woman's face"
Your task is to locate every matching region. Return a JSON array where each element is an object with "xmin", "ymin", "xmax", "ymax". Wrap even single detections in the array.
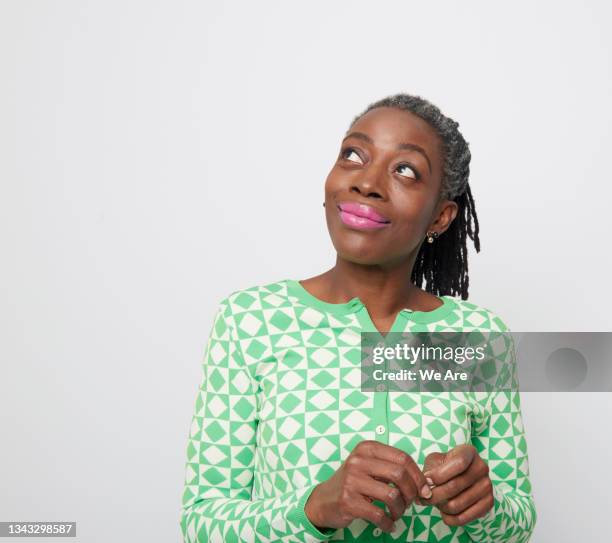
[{"xmin": 324, "ymin": 106, "xmax": 457, "ymax": 267}]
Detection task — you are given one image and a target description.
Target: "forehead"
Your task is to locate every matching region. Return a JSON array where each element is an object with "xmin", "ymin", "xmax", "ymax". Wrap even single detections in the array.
[{"xmin": 351, "ymin": 106, "xmax": 442, "ymax": 160}]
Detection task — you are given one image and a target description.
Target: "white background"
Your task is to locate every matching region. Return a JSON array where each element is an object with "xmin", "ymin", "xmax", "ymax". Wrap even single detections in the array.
[{"xmin": 1, "ymin": 1, "xmax": 611, "ymax": 541}]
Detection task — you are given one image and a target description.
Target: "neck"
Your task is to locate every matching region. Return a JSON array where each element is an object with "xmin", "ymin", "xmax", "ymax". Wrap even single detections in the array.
[{"xmin": 319, "ymin": 255, "xmax": 423, "ymax": 318}]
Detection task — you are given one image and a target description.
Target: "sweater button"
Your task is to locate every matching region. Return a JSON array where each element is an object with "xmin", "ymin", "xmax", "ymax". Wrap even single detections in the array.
[
  {"xmin": 375, "ymin": 425, "xmax": 386, "ymax": 435},
  {"xmin": 373, "ymin": 527, "xmax": 382, "ymax": 536}
]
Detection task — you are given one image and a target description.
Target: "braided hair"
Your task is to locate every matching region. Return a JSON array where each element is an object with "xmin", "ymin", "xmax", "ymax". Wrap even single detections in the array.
[{"xmin": 349, "ymin": 93, "xmax": 480, "ymax": 300}]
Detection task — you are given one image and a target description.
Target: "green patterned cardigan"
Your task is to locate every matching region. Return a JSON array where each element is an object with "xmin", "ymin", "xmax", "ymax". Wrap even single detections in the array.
[{"xmin": 180, "ymin": 279, "xmax": 537, "ymax": 542}]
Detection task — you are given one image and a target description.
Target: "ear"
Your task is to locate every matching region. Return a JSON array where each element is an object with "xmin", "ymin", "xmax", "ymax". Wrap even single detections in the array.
[{"xmin": 428, "ymin": 199, "xmax": 458, "ymax": 235}]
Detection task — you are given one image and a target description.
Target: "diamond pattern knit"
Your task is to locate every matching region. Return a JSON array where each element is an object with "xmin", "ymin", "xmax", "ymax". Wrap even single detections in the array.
[{"xmin": 180, "ymin": 279, "xmax": 536, "ymax": 542}]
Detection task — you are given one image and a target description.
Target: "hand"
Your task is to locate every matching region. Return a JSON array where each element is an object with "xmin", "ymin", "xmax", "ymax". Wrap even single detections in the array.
[
  {"xmin": 414, "ymin": 444, "xmax": 494, "ymax": 527},
  {"xmin": 304, "ymin": 440, "xmax": 434, "ymax": 534}
]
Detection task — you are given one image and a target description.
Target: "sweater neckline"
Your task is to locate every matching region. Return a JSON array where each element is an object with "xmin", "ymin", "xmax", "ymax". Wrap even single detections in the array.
[{"xmin": 284, "ymin": 278, "xmax": 457, "ymax": 324}]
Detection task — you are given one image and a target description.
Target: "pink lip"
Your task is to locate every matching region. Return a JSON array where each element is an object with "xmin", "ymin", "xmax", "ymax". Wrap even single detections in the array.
[{"xmin": 337, "ymin": 201, "xmax": 391, "ymax": 230}]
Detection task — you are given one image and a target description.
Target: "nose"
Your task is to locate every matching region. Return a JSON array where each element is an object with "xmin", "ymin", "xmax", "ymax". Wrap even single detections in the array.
[
  {"xmin": 349, "ymin": 156, "xmax": 389, "ymax": 199},
  {"xmin": 350, "ymin": 176, "xmax": 385, "ymax": 199}
]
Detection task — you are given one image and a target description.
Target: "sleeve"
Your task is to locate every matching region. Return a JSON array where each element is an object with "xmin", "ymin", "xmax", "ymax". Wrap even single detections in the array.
[
  {"xmin": 179, "ymin": 297, "xmax": 337, "ymax": 543},
  {"xmin": 462, "ymin": 320, "xmax": 537, "ymax": 542}
]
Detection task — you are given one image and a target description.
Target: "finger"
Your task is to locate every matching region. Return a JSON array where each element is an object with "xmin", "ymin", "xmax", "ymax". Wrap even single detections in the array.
[
  {"xmin": 440, "ymin": 494, "xmax": 495, "ymax": 527},
  {"xmin": 423, "ymin": 452, "xmax": 445, "ymax": 475},
  {"xmin": 396, "ymin": 452, "xmax": 433, "ymax": 501},
  {"xmin": 438, "ymin": 477, "xmax": 493, "ymax": 516},
  {"xmin": 351, "ymin": 495, "xmax": 396, "ymax": 533},
  {"xmin": 354, "ymin": 476, "xmax": 406, "ymax": 521},
  {"xmin": 362, "ymin": 457, "xmax": 420, "ymax": 507},
  {"xmin": 420, "ymin": 457, "xmax": 487, "ymax": 506},
  {"xmin": 414, "ymin": 495, "xmax": 426, "ymax": 506},
  {"xmin": 424, "ymin": 444, "xmax": 477, "ymax": 486},
  {"xmin": 356, "ymin": 441, "xmax": 432, "ymax": 500}
]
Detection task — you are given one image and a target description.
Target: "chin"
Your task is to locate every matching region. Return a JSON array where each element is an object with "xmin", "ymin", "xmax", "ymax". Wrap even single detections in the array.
[{"xmin": 331, "ymin": 238, "xmax": 390, "ymax": 266}]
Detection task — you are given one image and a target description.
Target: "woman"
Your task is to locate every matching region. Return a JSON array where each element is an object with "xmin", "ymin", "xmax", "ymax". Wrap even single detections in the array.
[{"xmin": 180, "ymin": 93, "xmax": 537, "ymax": 542}]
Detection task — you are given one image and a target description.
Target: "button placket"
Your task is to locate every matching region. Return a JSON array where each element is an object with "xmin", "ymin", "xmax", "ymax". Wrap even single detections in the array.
[{"xmin": 372, "ymin": 339, "xmax": 389, "ymax": 445}]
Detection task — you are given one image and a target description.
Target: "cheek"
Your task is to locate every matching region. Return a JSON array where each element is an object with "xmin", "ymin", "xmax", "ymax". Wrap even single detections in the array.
[
  {"xmin": 381, "ymin": 193, "xmax": 438, "ymax": 252},
  {"xmin": 392, "ymin": 191, "xmax": 434, "ymax": 232},
  {"xmin": 324, "ymin": 170, "xmax": 341, "ymax": 196},
  {"xmin": 323, "ymin": 172, "xmax": 347, "ymax": 227}
]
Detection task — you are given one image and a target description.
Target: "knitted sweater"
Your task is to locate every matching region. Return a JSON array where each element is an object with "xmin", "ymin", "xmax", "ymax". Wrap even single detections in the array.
[{"xmin": 180, "ymin": 279, "xmax": 536, "ymax": 542}]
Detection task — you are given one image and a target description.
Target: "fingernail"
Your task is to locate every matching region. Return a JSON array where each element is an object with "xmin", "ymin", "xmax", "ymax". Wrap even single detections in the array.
[
  {"xmin": 425, "ymin": 477, "xmax": 434, "ymax": 487},
  {"xmin": 423, "ymin": 471, "xmax": 432, "ymax": 478},
  {"xmin": 420, "ymin": 484, "xmax": 432, "ymax": 498}
]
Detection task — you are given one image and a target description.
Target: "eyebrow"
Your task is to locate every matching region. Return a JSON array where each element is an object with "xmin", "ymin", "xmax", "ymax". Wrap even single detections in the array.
[{"xmin": 342, "ymin": 131, "xmax": 432, "ymax": 174}]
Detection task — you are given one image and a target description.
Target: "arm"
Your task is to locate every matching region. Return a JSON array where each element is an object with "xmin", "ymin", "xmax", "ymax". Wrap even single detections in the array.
[
  {"xmin": 462, "ymin": 328, "xmax": 537, "ymax": 542},
  {"xmin": 179, "ymin": 298, "xmax": 337, "ymax": 543}
]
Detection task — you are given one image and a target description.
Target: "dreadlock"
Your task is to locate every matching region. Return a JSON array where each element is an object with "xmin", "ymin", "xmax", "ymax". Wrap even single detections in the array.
[{"xmin": 349, "ymin": 93, "xmax": 480, "ymax": 300}]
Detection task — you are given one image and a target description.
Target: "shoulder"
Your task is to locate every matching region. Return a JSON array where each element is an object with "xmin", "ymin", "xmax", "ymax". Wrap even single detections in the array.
[
  {"xmin": 445, "ymin": 295, "xmax": 512, "ymax": 332},
  {"xmin": 215, "ymin": 278, "xmax": 293, "ymax": 320},
  {"xmin": 209, "ymin": 279, "xmax": 293, "ymax": 359}
]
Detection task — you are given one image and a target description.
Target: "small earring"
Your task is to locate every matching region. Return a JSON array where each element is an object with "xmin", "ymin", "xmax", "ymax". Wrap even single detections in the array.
[{"xmin": 426, "ymin": 231, "xmax": 439, "ymax": 243}]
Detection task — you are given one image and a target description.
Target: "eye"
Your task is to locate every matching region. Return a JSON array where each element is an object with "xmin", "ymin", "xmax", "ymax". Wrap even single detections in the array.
[
  {"xmin": 396, "ymin": 163, "xmax": 420, "ymax": 180},
  {"xmin": 340, "ymin": 147, "xmax": 363, "ymax": 164}
]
